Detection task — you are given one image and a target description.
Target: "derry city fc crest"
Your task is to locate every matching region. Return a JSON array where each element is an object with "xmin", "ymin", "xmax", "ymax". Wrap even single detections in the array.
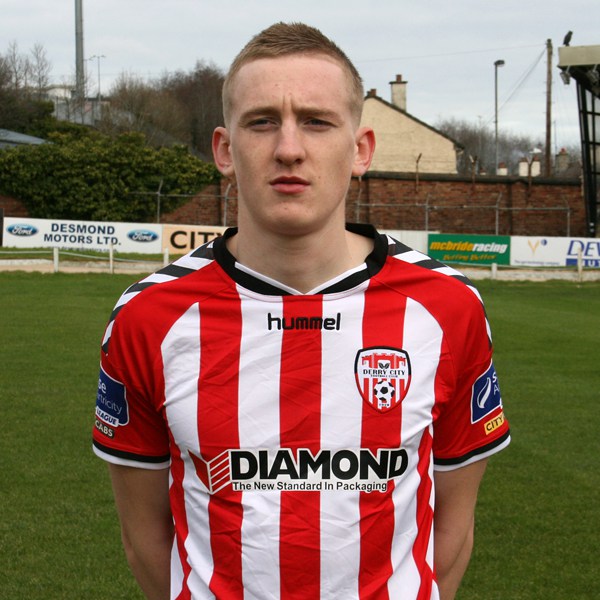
[{"xmin": 355, "ymin": 347, "xmax": 412, "ymax": 413}]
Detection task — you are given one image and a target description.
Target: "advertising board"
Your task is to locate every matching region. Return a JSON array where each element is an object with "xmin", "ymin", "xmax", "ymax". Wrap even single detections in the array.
[
  {"xmin": 511, "ymin": 236, "xmax": 600, "ymax": 268},
  {"xmin": 3, "ymin": 217, "xmax": 163, "ymax": 253},
  {"xmin": 163, "ymin": 224, "xmax": 227, "ymax": 254},
  {"xmin": 4, "ymin": 216, "xmax": 598, "ymax": 269},
  {"xmin": 383, "ymin": 229, "xmax": 429, "ymax": 254},
  {"xmin": 427, "ymin": 234, "xmax": 510, "ymax": 265}
]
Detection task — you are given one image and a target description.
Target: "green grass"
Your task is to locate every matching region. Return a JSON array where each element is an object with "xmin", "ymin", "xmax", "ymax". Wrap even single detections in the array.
[
  {"xmin": 0, "ymin": 272, "xmax": 145, "ymax": 599},
  {"xmin": 461, "ymin": 280, "xmax": 600, "ymax": 600},
  {"xmin": 1, "ymin": 273, "xmax": 598, "ymax": 599}
]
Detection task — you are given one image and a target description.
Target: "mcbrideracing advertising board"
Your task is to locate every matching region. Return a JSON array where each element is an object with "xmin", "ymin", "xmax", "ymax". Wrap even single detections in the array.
[{"xmin": 427, "ymin": 234, "xmax": 510, "ymax": 265}]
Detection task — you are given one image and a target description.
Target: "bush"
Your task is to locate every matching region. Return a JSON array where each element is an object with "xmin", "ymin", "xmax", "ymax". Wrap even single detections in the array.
[{"xmin": 0, "ymin": 130, "xmax": 220, "ymax": 222}]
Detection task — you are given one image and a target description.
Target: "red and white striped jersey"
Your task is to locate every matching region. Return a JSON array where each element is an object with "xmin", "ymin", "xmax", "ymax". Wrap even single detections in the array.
[{"xmin": 93, "ymin": 224, "xmax": 510, "ymax": 600}]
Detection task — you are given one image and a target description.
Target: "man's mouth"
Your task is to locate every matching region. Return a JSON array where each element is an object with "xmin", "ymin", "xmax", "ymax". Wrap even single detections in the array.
[{"xmin": 270, "ymin": 176, "xmax": 310, "ymax": 194}]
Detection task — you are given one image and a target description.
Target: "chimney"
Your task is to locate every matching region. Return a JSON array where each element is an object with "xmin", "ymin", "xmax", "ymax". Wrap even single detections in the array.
[
  {"xmin": 518, "ymin": 157, "xmax": 529, "ymax": 177},
  {"xmin": 390, "ymin": 74, "xmax": 407, "ymax": 111},
  {"xmin": 366, "ymin": 88, "xmax": 378, "ymax": 98},
  {"xmin": 555, "ymin": 148, "xmax": 570, "ymax": 174},
  {"xmin": 530, "ymin": 155, "xmax": 541, "ymax": 177}
]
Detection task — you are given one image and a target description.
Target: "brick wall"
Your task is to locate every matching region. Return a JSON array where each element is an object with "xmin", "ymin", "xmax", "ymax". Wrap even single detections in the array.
[
  {"xmin": 160, "ymin": 184, "xmax": 222, "ymax": 225},
  {"xmin": 1, "ymin": 174, "xmax": 587, "ymax": 237},
  {"xmin": 354, "ymin": 173, "xmax": 585, "ymax": 237},
  {"xmin": 0, "ymin": 195, "xmax": 29, "ymax": 218}
]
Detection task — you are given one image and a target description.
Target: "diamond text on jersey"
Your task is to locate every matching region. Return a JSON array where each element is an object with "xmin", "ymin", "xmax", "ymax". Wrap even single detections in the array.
[{"xmin": 190, "ymin": 448, "xmax": 409, "ymax": 494}]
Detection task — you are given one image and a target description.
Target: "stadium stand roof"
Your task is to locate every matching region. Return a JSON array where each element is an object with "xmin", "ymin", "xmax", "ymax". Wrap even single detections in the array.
[{"xmin": 558, "ymin": 44, "xmax": 600, "ymax": 237}]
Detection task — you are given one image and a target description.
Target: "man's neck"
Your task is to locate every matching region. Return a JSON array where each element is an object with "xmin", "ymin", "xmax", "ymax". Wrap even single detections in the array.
[{"xmin": 226, "ymin": 223, "xmax": 373, "ymax": 294}]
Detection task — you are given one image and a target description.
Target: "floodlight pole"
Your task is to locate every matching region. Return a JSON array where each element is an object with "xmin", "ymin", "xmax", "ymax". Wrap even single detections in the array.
[
  {"xmin": 74, "ymin": 0, "xmax": 85, "ymax": 122},
  {"xmin": 494, "ymin": 59, "xmax": 505, "ymax": 175},
  {"xmin": 545, "ymin": 39, "xmax": 553, "ymax": 176}
]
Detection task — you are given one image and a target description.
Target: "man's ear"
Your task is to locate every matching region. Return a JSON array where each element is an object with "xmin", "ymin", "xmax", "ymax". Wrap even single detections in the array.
[
  {"xmin": 212, "ymin": 127, "xmax": 235, "ymax": 178},
  {"xmin": 352, "ymin": 126, "xmax": 376, "ymax": 177}
]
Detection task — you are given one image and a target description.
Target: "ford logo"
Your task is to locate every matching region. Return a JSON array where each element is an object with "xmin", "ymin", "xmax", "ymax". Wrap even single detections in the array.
[
  {"xmin": 127, "ymin": 229, "xmax": 158, "ymax": 243},
  {"xmin": 7, "ymin": 224, "xmax": 38, "ymax": 237}
]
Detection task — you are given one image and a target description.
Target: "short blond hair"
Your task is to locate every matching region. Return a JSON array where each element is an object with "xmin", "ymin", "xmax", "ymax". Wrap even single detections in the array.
[{"xmin": 222, "ymin": 22, "xmax": 364, "ymax": 125}]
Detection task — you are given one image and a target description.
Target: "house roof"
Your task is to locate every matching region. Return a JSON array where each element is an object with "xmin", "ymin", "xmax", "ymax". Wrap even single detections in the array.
[
  {"xmin": 363, "ymin": 93, "xmax": 464, "ymax": 151},
  {"xmin": 0, "ymin": 129, "xmax": 47, "ymax": 149}
]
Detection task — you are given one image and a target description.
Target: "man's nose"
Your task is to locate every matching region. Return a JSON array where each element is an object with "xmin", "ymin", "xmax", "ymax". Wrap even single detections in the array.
[{"xmin": 273, "ymin": 123, "xmax": 306, "ymax": 165}]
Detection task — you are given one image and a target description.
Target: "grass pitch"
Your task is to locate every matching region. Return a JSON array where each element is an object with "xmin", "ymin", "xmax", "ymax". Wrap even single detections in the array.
[{"xmin": 0, "ymin": 272, "xmax": 598, "ymax": 599}]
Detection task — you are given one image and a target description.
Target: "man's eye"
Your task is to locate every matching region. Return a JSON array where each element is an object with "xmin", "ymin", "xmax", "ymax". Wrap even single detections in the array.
[
  {"xmin": 247, "ymin": 118, "xmax": 275, "ymax": 129},
  {"xmin": 306, "ymin": 118, "xmax": 332, "ymax": 128}
]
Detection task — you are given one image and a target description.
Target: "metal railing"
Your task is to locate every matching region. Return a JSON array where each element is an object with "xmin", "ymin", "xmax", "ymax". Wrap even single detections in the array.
[
  {"xmin": 0, "ymin": 247, "xmax": 168, "ymax": 274},
  {"xmin": 353, "ymin": 193, "xmax": 573, "ymax": 236}
]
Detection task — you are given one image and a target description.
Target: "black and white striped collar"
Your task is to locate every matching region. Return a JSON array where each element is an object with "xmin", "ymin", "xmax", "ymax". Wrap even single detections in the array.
[{"xmin": 213, "ymin": 224, "xmax": 388, "ymax": 296}]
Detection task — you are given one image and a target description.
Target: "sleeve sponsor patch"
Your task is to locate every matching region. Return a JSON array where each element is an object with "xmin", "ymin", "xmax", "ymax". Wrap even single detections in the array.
[
  {"xmin": 484, "ymin": 412, "xmax": 505, "ymax": 435},
  {"xmin": 96, "ymin": 366, "xmax": 129, "ymax": 430},
  {"xmin": 471, "ymin": 361, "xmax": 502, "ymax": 423}
]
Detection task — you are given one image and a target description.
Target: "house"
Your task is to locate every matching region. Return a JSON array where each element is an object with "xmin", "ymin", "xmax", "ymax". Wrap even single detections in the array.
[
  {"xmin": 360, "ymin": 75, "xmax": 462, "ymax": 174},
  {"xmin": 43, "ymin": 84, "xmax": 100, "ymax": 126}
]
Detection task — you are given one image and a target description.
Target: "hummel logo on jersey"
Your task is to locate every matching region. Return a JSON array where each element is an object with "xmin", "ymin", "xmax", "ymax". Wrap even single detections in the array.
[
  {"xmin": 267, "ymin": 312, "xmax": 341, "ymax": 331},
  {"xmin": 355, "ymin": 347, "xmax": 412, "ymax": 413},
  {"xmin": 189, "ymin": 447, "xmax": 409, "ymax": 494}
]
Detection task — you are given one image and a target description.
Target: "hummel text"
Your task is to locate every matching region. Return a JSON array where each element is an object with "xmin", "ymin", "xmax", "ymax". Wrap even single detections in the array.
[{"xmin": 267, "ymin": 312, "xmax": 341, "ymax": 331}]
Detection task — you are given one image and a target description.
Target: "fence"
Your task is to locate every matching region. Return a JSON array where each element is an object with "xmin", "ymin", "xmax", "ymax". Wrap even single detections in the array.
[
  {"xmin": 0, "ymin": 247, "xmax": 168, "ymax": 274},
  {"xmin": 352, "ymin": 192, "xmax": 573, "ymax": 236},
  {"xmin": 141, "ymin": 188, "xmax": 575, "ymax": 238}
]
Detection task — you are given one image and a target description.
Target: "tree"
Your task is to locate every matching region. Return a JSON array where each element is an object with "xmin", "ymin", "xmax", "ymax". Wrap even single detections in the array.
[
  {"xmin": 102, "ymin": 72, "xmax": 190, "ymax": 148},
  {"xmin": 0, "ymin": 41, "xmax": 55, "ymax": 136},
  {"xmin": 29, "ymin": 43, "xmax": 52, "ymax": 99},
  {"xmin": 105, "ymin": 61, "xmax": 224, "ymax": 158},
  {"xmin": 434, "ymin": 117, "xmax": 568, "ymax": 176},
  {"xmin": 160, "ymin": 61, "xmax": 224, "ymax": 157},
  {"xmin": 4, "ymin": 41, "xmax": 30, "ymax": 91},
  {"xmin": 0, "ymin": 130, "xmax": 219, "ymax": 221}
]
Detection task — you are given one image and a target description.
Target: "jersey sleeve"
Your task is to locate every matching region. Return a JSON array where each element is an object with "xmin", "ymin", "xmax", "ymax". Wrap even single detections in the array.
[
  {"xmin": 93, "ymin": 299, "xmax": 170, "ymax": 470},
  {"xmin": 432, "ymin": 287, "xmax": 510, "ymax": 471}
]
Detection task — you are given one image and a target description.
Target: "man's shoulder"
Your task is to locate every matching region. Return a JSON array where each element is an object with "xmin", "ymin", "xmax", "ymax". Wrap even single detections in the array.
[
  {"xmin": 101, "ymin": 239, "xmax": 224, "ymax": 353},
  {"xmin": 380, "ymin": 234, "xmax": 482, "ymax": 301},
  {"xmin": 374, "ymin": 234, "xmax": 489, "ymax": 344}
]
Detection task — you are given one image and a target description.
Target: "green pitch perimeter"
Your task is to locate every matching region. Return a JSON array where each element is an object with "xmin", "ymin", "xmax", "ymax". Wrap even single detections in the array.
[{"xmin": 1, "ymin": 272, "xmax": 598, "ymax": 599}]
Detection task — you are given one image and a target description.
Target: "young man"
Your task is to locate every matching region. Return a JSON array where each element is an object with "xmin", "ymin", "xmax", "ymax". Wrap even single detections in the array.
[{"xmin": 93, "ymin": 22, "xmax": 510, "ymax": 600}]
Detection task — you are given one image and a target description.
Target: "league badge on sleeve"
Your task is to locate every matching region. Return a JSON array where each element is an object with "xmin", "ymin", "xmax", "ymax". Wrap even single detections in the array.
[
  {"xmin": 471, "ymin": 361, "xmax": 502, "ymax": 423},
  {"xmin": 355, "ymin": 347, "xmax": 411, "ymax": 413},
  {"xmin": 95, "ymin": 366, "xmax": 129, "ymax": 437}
]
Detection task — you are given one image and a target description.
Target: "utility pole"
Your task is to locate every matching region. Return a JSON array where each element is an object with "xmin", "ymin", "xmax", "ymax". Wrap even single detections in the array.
[
  {"xmin": 545, "ymin": 38, "xmax": 553, "ymax": 177},
  {"xmin": 494, "ymin": 59, "xmax": 505, "ymax": 175}
]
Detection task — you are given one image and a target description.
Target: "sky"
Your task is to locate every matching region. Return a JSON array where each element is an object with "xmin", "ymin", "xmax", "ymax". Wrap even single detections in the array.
[{"xmin": 2, "ymin": 0, "xmax": 599, "ymax": 150}]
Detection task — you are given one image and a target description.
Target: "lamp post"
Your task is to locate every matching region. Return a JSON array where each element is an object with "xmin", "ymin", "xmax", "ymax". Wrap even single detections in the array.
[
  {"xmin": 88, "ymin": 54, "xmax": 106, "ymax": 120},
  {"xmin": 494, "ymin": 59, "xmax": 505, "ymax": 174}
]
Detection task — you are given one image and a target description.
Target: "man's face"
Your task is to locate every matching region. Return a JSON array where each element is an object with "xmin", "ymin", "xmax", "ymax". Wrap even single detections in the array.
[{"xmin": 213, "ymin": 54, "xmax": 373, "ymax": 237}]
